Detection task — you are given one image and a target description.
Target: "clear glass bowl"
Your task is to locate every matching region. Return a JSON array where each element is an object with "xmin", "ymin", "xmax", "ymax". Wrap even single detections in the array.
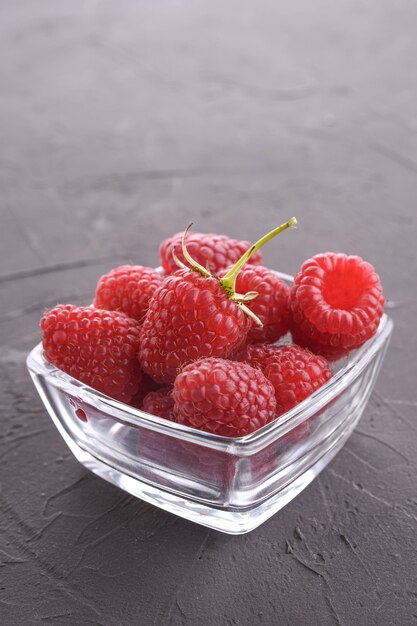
[{"xmin": 26, "ymin": 271, "xmax": 393, "ymax": 535}]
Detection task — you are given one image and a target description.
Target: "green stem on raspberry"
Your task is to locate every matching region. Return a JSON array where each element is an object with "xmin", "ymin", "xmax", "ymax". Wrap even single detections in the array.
[
  {"xmin": 237, "ymin": 302, "xmax": 264, "ymax": 326},
  {"xmin": 220, "ymin": 216, "xmax": 297, "ymax": 294},
  {"xmin": 233, "ymin": 291, "xmax": 259, "ymax": 303},
  {"xmin": 172, "ymin": 248, "xmax": 187, "ymax": 269},
  {"xmin": 180, "ymin": 224, "xmax": 212, "ymax": 277}
]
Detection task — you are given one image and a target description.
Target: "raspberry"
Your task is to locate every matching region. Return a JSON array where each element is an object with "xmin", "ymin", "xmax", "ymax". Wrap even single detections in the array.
[
  {"xmin": 129, "ymin": 372, "xmax": 164, "ymax": 409},
  {"xmin": 160, "ymin": 232, "xmax": 263, "ymax": 275},
  {"xmin": 264, "ymin": 344, "xmax": 333, "ymax": 415},
  {"xmin": 139, "ymin": 269, "xmax": 252, "ymax": 383},
  {"xmin": 94, "ymin": 265, "xmax": 163, "ymax": 323},
  {"xmin": 141, "ymin": 219, "xmax": 296, "ymax": 383},
  {"xmin": 233, "ymin": 342, "xmax": 283, "ymax": 371},
  {"xmin": 142, "ymin": 388, "xmax": 176, "ymax": 421},
  {"xmin": 41, "ymin": 305, "xmax": 142, "ymax": 402},
  {"xmin": 233, "ymin": 265, "xmax": 290, "ymax": 343},
  {"xmin": 289, "ymin": 253, "xmax": 384, "ymax": 359},
  {"xmin": 173, "ymin": 358, "xmax": 277, "ymax": 437}
]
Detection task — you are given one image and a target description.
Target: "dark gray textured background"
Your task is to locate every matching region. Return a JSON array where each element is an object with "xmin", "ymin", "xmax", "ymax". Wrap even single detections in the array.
[{"xmin": 1, "ymin": 1, "xmax": 416, "ymax": 624}]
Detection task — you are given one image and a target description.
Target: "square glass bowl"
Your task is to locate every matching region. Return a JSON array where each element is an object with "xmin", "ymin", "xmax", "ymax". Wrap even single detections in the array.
[{"xmin": 27, "ymin": 271, "xmax": 393, "ymax": 535}]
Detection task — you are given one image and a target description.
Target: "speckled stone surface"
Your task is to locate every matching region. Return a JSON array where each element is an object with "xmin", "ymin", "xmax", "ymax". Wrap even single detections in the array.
[{"xmin": 1, "ymin": 1, "xmax": 416, "ymax": 624}]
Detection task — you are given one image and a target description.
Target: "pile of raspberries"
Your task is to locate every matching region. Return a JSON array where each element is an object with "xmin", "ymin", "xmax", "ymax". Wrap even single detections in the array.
[{"xmin": 41, "ymin": 223, "xmax": 384, "ymax": 438}]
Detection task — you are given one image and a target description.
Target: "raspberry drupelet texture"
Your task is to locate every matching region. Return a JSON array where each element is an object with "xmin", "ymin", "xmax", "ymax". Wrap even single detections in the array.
[
  {"xmin": 264, "ymin": 344, "xmax": 333, "ymax": 415},
  {"xmin": 94, "ymin": 265, "xmax": 163, "ymax": 323},
  {"xmin": 233, "ymin": 265, "xmax": 290, "ymax": 343},
  {"xmin": 41, "ymin": 305, "xmax": 142, "ymax": 402},
  {"xmin": 160, "ymin": 232, "xmax": 263, "ymax": 275},
  {"xmin": 142, "ymin": 388, "xmax": 176, "ymax": 421},
  {"xmin": 139, "ymin": 269, "xmax": 252, "ymax": 383},
  {"xmin": 289, "ymin": 253, "xmax": 384, "ymax": 359},
  {"xmin": 233, "ymin": 342, "xmax": 283, "ymax": 371},
  {"xmin": 173, "ymin": 358, "xmax": 277, "ymax": 437}
]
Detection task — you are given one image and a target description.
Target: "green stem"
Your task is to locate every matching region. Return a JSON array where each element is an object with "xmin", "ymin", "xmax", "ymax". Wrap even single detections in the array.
[
  {"xmin": 220, "ymin": 216, "xmax": 297, "ymax": 293},
  {"xmin": 181, "ymin": 223, "xmax": 212, "ymax": 277}
]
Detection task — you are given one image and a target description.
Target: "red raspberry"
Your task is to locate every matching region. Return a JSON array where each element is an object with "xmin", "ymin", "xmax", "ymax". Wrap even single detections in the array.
[
  {"xmin": 264, "ymin": 344, "xmax": 333, "ymax": 415},
  {"xmin": 233, "ymin": 265, "xmax": 290, "ymax": 343},
  {"xmin": 142, "ymin": 388, "xmax": 176, "ymax": 421},
  {"xmin": 41, "ymin": 305, "xmax": 142, "ymax": 402},
  {"xmin": 160, "ymin": 232, "xmax": 263, "ymax": 275},
  {"xmin": 129, "ymin": 372, "xmax": 164, "ymax": 408},
  {"xmin": 141, "ymin": 218, "xmax": 297, "ymax": 383},
  {"xmin": 233, "ymin": 342, "xmax": 283, "ymax": 371},
  {"xmin": 289, "ymin": 253, "xmax": 384, "ymax": 359},
  {"xmin": 139, "ymin": 269, "xmax": 252, "ymax": 383},
  {"xmin": 173, "ymin": 358, "xmax": 277, "ymax": 437},
  {"xmin": 94, "ymin": 265, "xmax": 163, "ymax": 323}
]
